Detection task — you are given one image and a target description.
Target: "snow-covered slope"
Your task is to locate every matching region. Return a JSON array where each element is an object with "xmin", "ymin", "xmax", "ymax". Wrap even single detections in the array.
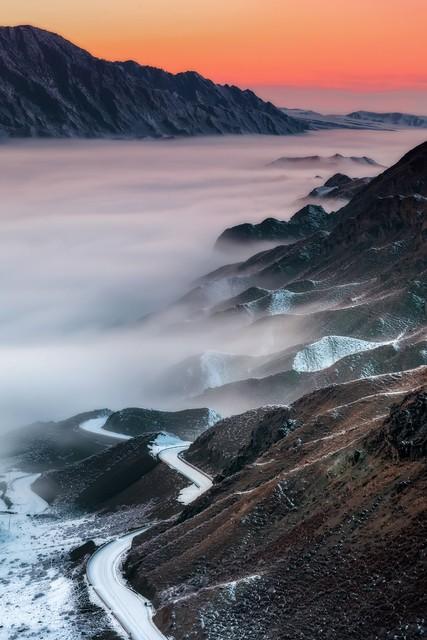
[
  {"xmin": 292, "ymin": 335, "xmax": 400, "ymax": 373},
  {"xmin": 0, "ymin": 25, "xmax": 307, "ymax": 138}
]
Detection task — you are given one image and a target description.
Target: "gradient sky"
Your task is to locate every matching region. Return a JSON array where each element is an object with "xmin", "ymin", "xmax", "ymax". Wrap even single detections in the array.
[{"xmin": 2, "ymin": 0, "xmax": 427, "ymax": 112}]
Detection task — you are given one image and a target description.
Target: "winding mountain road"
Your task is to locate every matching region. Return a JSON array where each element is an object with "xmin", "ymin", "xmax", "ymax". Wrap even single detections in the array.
[
  {"xmin": 81, "ymin": 416, "xmax": 212, "ymax": 640},
  {"xmin": 7, "ymin": 473, "xmax": 48, "ymax": 515}
]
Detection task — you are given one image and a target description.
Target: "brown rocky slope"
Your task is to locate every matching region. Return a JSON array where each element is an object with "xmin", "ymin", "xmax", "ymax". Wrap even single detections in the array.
[{"xmin": 125, "ymin": 366, "xmax": 427, "ymax": 640}]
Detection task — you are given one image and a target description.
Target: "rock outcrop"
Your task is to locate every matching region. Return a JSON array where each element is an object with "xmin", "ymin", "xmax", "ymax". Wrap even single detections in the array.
[
  {"xmin": 308, "ymin": 173, "xmax": 372, "ymax": 200},
  {"xmin": 216, "ymin": 204, "xmax": 334, "ymax": 248},
  {"xmin": 375, "ymin": 390, "xmax": 427, "ymax": 460}
]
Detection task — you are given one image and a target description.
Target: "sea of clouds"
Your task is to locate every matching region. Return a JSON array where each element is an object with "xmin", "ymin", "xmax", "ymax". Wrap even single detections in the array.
[{"xmin": 0, "ymin": 129, "xmax": 425, "ymax": 430}]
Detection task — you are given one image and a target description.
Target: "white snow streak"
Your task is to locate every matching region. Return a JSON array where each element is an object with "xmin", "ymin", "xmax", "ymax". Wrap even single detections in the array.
[{"xmin": 293, "ymin": 334, "xmax": 402, "ymax": 373}]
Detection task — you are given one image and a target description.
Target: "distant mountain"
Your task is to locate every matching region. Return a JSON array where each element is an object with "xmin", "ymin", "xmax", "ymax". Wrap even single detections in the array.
[
  {"xmin": 269, "ymin": 153, "xmax": 382, "ymax": 168},
  {"xmin": 0, "ymin": 25, "xmax": 307, "ymax": 138},
  {"xmin": 348, "ymin": 110, "xmax": 427, "ymax": 128},
  {"xmin": 282, "ymin": 107, "xmax": 427, "ymax": 130}
]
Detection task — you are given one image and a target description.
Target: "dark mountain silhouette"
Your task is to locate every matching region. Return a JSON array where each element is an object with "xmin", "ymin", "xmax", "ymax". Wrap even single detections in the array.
[
  {"xmin": 0, "ymin": 25, "xmax": 306, "ymax": 138},
  {"xmin": 216, "ymin": 204, "xmax": 334, "ymax": 249}
]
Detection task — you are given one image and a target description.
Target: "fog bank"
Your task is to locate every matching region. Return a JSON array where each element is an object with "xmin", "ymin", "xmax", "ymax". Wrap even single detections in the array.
[{"xmin": 0, "ymin": 129, "xmax": 425, "ymax": 430}]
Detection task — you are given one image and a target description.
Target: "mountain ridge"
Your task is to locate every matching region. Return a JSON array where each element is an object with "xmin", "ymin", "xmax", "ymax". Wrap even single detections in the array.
[
  {"xmin": 282, "ymin": 107, "xmax": 427, "ymax": 130},
  {"xmin": 0, "ymin": 25, "xmax": 306, "ymax": 138}
]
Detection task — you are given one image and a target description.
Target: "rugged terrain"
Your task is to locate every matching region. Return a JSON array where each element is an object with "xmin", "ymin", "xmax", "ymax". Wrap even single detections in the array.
[
  {"xmin": 307, "ymin": 173, "xmax": 372, "ymax": 200},
  {"xmin": 103, "ymin": 407, "xmax": 219, "ymax": 440},
  {"xmin": 105, "ymin": 140, "xmax": 427, "ymax": 640},
  {"xmin": 2, "ymin": 139, "xmax": 426, "ymax": 640},
  {"xmin": 33, "ymin": 432, "xmax": 187, "ymax": 516},
  {"xmin": 123, "ymin": 368, "xmax": 427, "ymax": 640},
  {"xmin": 0, "ymin": 25, "xmax": 306, "ymax": 138},
  {"xmin": 155, "ymin": 141, "xmax": 427, "ymax": 415},
  {"xmin": 216, "ymin": 204, "xmax": 335, "ymax": 249}
]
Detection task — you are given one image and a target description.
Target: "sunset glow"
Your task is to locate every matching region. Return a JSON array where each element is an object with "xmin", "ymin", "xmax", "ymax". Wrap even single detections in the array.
[{"xmin": 2, "ymin": 0, "xmax": 426, "ymax": 92}]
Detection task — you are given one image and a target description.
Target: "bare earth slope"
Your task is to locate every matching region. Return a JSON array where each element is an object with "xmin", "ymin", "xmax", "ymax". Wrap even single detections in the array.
[
  {"xmin": 122, "ymin": 142, "xmax": 427, "ymax": 640},
  {"xmin": 126, "ymin": 367, "xmax": 427, "ymax": 640}
]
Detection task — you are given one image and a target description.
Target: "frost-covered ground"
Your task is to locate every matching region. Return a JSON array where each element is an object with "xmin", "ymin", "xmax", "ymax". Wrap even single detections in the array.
[
  {"xmin": 0, "ymin": 468, "xmax": 147, "ymax": 640},
  {"xmin": 0, "ymin": 474, "xmax": 76, "ymax": 639}
]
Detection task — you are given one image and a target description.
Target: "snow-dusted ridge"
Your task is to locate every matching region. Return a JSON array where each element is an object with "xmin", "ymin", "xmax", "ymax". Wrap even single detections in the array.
[
  {"xmin": 0, "ymin": 25, "xmax": 306, "ymax": 139},
  {"xmin": 82, "ymin": 416, "xmax": 213, "ymax": 640},
  {"xmin": 293, "ymin": 333, "xmax": 404, "ymax": 373}
]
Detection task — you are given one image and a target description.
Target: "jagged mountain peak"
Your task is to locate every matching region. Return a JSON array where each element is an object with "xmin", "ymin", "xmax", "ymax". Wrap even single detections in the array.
[{"xmin": 0, "ymin": 24, "xmax": 90, "ymax": 56}]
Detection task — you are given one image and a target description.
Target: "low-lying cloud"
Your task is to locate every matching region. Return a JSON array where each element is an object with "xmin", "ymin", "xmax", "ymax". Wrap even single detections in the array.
[{"xmin": 0, "ymin": 129, "xmax": 425, "ymax": 431}]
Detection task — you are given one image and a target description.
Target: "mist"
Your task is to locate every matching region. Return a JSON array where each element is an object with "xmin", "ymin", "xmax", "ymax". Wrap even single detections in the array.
[{"xmin": 1, "ymin": 129, "xmax": 426, "ymax": 431}]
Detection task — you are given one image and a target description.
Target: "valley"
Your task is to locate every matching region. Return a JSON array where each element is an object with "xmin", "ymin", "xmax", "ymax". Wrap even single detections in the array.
[{"xmin": 0, "ymin": 132, "xmax": 426, "ymax": 640}]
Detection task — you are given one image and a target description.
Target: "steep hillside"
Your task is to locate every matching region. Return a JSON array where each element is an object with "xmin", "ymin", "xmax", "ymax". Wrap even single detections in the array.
[
  {"xmin": 126, "ymin": 367, "xmax": 427, "ymax": 640},
  {"xmin": 103, "ymin": 407, "xmax": 219, "ymax": 440},
  {"xmin": 157, "ymin": 142, "xmax": 426, "ymax": 414},
  {"xmin": 1, "ymin": 409, "xmax": 112, "ymax": 472},
  {"xmin": 33, "ymin": 433, "xmax": 187, "ymax": 516}
]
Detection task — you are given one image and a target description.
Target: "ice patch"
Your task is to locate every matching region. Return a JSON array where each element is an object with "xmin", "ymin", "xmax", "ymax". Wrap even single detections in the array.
[{"xmin": 311, "ymin": 186, "xmax": 337, "ymax": 197}]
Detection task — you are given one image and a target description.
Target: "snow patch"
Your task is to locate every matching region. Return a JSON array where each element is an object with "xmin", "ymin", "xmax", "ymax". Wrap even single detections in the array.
[
  {"xmin": 267, "ymin": 289, "xmax": 296, "ymax": 315},
  {"xmin": 293, "ymin": 334, "xmax": 402, "ymax": 373}
]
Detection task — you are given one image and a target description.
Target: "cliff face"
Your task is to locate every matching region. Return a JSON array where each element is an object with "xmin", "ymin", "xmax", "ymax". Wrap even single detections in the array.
[
  {"xmin": 0, "ymin": 26, "xmax": 306, "ymax": 138},
  {"xmin": 371, "ymin": 390, "xmax": 427, "ymax": 460}
]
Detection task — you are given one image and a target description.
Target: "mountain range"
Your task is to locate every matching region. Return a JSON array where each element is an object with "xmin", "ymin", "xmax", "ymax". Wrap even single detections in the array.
[
  {"xmin": 282, "ymin": 107, "xmax": 427, "ymax": 130},
  {"xmin": 0, "ymin": 25, "xmax": 426, "ymax": 139},
  {"xmin": 0, "ymin": 25, "xmax": 306, "ymax": 138},
  {"xmin": 125, "ymin": 142, "xmax": 427, "ymax": 639}
]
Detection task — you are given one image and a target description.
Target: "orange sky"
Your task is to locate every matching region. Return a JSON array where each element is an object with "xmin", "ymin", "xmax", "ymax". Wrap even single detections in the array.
[{"xmin": 2, "ymin": 1, "xmax": 427, "ymax": 100}]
